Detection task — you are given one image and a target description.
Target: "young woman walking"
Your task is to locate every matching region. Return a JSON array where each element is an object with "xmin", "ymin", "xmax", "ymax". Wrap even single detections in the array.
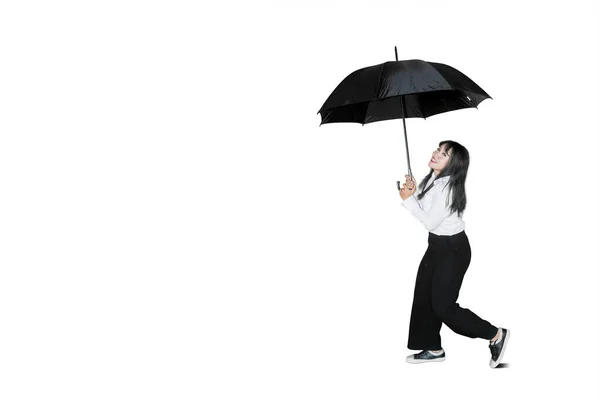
[{"xmin": 399, "ymin": 140, "xmax": 509, "ymax": 368}]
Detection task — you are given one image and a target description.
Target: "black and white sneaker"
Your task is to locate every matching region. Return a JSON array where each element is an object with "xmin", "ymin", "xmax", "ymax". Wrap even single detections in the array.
[
  {"xmin": 406, "ymin": 349, "xmax": 445, "ymax": 364},
  {"xmin": 489, "ymin": 328, "xmax": 510, "ymax": 368}
]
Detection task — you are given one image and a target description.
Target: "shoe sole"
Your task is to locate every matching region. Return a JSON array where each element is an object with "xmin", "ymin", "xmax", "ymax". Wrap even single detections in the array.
[
  {"xmin": 490, "ymin": 329, "xmax": 510, "ymax": 368},
  {"xmin": 406, "ymin": 357, "xmax": 445, "ymax": 364}
]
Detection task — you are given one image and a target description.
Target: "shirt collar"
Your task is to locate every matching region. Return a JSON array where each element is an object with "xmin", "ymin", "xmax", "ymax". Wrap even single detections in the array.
[{"xmin": 432, "ymin": 174, "xmax": 450, "ymax": 185}]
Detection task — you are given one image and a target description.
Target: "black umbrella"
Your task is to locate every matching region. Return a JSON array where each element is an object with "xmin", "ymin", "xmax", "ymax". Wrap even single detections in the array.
[{"xmin": 318, "ymin": 47, "xmax": 491, "ymax": 189}]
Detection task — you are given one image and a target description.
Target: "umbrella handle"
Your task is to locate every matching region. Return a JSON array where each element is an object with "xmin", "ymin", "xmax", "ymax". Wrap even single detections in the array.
[{"xmin": 396, "ymin": 171, "xmax": 414, "ymax": 191}]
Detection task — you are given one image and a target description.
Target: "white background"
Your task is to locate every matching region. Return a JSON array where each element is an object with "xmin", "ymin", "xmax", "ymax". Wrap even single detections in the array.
[{"xmin": 1, "ymin": 1, "xmax": 598, "ymax": 399}]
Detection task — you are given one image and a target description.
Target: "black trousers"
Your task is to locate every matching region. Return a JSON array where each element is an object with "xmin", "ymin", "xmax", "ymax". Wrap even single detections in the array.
[{"xmin": 407, "ymin": 230, "xmax": 498, "ymax": 350}]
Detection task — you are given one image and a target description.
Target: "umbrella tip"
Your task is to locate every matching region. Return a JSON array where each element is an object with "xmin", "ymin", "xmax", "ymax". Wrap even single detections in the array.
[{"xmin": 394, "ymin": 46, "xmax": 398, "ymax": 61}]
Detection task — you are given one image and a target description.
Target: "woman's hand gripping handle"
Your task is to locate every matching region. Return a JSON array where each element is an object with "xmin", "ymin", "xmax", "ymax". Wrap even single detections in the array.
[{"xmin": 399, "ymin": 174, "xmax": 417, "ymax": 200}]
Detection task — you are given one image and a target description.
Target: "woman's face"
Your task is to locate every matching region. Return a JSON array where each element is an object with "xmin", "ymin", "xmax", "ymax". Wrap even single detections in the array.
[{"xmin": 428, "ymin": 144, "xmax": 452, "ymax": 175}]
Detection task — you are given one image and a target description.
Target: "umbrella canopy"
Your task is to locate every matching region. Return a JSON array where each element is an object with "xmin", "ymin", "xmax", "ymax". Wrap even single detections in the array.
[
  {"xmin": 318, "ymin": 59, "xmax": 491, "ymax": 124},
  {"xmin": 317, "ymin": 52, "xmax": 491, "ymax": 186}
]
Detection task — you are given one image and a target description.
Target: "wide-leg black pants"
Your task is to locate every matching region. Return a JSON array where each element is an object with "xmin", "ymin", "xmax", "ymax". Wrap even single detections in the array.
[{"xmin": 407, "ymin": 230, "xmax": 498, "ymax": 350}]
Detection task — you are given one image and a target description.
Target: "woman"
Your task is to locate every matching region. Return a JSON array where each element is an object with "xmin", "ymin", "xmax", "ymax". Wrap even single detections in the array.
[{"xmin": 399, "ymin": 140, "xmax": 509, "ymax": 368}]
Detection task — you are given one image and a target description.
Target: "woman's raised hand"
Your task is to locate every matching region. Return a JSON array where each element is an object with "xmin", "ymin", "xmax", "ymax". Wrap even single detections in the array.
[
  {"xmin": 399, "ymin": 174, "xmax": 417, "ymax": 200},
  {"xmin": 405, "ymin": 174, "xmax": 417, "ymax": 189}
]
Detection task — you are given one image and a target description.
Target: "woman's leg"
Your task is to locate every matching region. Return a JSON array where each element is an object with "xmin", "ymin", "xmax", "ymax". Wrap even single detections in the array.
[
  {"xmin": 407, "ymin": 243, "xmax": 444, "ymax": 350},
  {"xmin": 430, "ymin": 232, "xmax": 497, "ymax": 340}
]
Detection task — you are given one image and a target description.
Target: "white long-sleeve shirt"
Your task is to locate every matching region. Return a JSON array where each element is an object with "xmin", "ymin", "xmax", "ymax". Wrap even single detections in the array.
[{"xmin": 401, "ymin": 173, "xmax": 465, "ymax": 236}]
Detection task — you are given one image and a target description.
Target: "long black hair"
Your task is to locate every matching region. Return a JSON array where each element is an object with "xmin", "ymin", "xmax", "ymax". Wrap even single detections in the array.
[{"xmin": 416, "ymin": 140, "xmax": 469, "ymax": 217}]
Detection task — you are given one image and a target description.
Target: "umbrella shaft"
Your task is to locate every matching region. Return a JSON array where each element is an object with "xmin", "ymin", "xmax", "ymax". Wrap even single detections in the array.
[{"xmin": 401, "ymin": 97, "xmax": 413, "ymax": 180}]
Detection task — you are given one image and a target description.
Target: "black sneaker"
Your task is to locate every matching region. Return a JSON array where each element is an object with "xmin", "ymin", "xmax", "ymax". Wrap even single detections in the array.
[
  {"xmin": 489, "ymin": 328, "xmax": 510, "ymax": 368},
  {"xmin": 406, "ymin": 349, "xmax": 445, "ymax": 364}
]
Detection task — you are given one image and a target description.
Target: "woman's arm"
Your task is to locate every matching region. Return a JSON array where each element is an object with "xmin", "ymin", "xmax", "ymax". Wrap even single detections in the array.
[{"xmin": 402, "ymin": 185, "xmax": 450, "ymax": 231}]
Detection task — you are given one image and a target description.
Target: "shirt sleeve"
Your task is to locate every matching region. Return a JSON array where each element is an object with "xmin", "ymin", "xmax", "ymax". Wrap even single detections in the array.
[{"xmin": 402, "ymin": 185, "xmax": 450, "ymax": 231}]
